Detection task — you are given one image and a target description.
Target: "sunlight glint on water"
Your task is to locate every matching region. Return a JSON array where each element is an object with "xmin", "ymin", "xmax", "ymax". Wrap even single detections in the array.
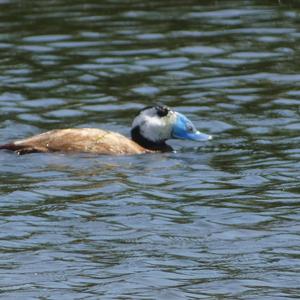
[{"xmin": 1, "ymin": 1, "xmax": 300, "ymax": 299}]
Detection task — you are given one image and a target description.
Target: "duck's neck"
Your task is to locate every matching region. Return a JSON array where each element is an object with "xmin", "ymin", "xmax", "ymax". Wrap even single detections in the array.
[{"xmin": 131, "ymin": 126, "xmax": 173, "ymax": 152}]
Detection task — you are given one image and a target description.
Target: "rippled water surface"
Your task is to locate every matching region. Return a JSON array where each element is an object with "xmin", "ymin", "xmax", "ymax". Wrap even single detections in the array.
[{"xmin": 1, "ymin": 0, "xmax": 300, "ymax": 299}]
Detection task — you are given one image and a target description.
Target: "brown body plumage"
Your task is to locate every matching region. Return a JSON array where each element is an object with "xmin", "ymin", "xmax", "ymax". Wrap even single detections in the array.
[{"xmin": 0, "ymin": 128, "xmax": 151, "ymax": 155}]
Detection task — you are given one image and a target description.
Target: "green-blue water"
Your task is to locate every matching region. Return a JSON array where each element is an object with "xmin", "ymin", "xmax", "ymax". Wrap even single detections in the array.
[{"xmin": 1, "ymin": 1, "xmax": 300, "ymax": 299}]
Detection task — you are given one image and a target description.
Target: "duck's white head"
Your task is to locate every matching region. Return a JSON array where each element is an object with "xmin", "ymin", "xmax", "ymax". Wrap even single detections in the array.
[{"xmin": 131, "ymin": 105, "xmax": 212, "ymax": 151}]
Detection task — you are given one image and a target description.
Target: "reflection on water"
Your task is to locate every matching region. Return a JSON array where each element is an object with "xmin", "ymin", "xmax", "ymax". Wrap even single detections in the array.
[{"xmin": 1, "ymin": 0, "xmax": 300, "ymax": 298}]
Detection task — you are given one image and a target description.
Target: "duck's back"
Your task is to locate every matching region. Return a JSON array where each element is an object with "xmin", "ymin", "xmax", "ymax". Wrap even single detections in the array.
[{"xmin": 1, "ymin": 128, "xmax": 150, "ymax": 155}]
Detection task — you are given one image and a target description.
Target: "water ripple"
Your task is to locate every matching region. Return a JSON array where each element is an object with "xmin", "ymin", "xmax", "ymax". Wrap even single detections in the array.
[{"xmin": 1, "ymin": 1, "xmax": 300, "ymax": 299}]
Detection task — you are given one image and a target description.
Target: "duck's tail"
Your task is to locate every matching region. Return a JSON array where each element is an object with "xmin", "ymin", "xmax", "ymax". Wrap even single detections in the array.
[
  {"xmin": 0, "ymin": 142, "xmax": 43, "ymax": 155},
  {"xmin": 0, "ymin": 143, "xmax": 19, "ymax": 151}
]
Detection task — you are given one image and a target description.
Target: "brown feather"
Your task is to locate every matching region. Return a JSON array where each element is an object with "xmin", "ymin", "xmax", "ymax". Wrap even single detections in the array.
[{"xmin": 1, "ymin": 128, "xmax": 153, "ymax": 155}]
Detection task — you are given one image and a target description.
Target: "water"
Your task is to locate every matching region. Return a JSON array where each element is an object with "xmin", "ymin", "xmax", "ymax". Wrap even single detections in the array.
[{"xmin": 1, "ymin": 0, "xmax": 300, "ymax": 299}]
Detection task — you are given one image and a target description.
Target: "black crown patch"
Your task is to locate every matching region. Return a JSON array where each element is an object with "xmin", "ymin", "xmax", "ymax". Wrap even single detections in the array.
[{"xmin": 155, "ymin": 105, "xmax": 170, "ymax": 117}]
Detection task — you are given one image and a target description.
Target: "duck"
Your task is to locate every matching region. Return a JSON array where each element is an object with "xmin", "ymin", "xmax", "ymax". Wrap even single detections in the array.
[{"xmin": 0, "ymin": 105, "xmax": 212, "ymax": 155}]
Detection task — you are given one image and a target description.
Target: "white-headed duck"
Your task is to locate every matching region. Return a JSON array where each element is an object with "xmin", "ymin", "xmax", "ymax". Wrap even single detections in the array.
[{"xmin": 0, "ymin": 105, "xmax": 212, "ymax": 155}]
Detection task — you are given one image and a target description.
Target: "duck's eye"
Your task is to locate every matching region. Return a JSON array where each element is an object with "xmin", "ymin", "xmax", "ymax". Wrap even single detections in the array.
[{"xmin": 156, "ymin": 106, "xmax": 169, "ymax": 117}]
